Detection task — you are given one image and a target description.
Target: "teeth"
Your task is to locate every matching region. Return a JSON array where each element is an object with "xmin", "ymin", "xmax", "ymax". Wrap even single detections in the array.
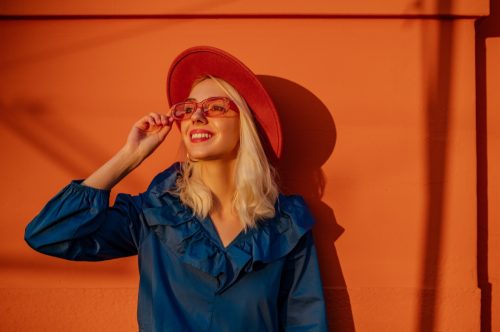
[{"xmin": 191, "ymin": 132, "xmax": 212, "ymax": 139}]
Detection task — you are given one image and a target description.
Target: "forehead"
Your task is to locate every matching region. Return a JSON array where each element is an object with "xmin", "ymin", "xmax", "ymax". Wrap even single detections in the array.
[{"xmin": 187, "ymin": 79, "xmax": 229, "ymax": 101}]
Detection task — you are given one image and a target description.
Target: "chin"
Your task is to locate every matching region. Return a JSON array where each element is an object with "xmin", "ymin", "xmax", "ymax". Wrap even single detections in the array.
[
  {"xmin": 189, "ymin": 153, "xmax": 222, "ymax": 161},
  {"xmin": 188, "ymin": 149, "xmax": 238, "ymax": 162},
  {"xmin": 185, "ymin": 143, "xmax": 239, "ymax": 162},
  {"xmin": 186, "ymin": 148, "xmax": 214, "ymax": 160}
]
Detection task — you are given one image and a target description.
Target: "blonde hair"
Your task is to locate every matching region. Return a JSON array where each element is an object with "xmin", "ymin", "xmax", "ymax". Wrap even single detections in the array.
[{"xmin": 174, "ymin": 74, "xmax": 279, "ymax": 230}]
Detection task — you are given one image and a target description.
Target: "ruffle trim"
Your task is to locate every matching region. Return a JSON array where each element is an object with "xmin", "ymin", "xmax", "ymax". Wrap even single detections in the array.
[{"xmin": 141, "ymin": 162, "xmax": 315, "ymax": 292}]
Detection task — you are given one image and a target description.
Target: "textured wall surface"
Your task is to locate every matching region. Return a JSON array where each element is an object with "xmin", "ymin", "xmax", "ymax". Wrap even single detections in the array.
[
  {"xmin": 0, "ymin": 0, "xmax": 489, "ymax": 16},
  {"xmin": 0, "ymin": 0, "xmax": 496, "ymax": 331}
]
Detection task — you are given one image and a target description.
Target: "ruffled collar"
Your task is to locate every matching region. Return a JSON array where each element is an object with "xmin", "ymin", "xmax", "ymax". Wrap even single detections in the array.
[{"xmin": 142, "ymin": 162, "xmax": 315, "ymax": 293}]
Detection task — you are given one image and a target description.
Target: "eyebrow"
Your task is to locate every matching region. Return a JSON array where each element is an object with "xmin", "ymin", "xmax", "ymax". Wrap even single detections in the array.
[{"xmin": 185, "ymin": 97, "xmax": 197, "ymax": 101}]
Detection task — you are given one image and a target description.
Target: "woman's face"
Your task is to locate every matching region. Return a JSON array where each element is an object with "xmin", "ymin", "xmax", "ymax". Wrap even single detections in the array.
[{"xmin": 179, "ymin": 79, "xmax": 240, "ymax": 161}]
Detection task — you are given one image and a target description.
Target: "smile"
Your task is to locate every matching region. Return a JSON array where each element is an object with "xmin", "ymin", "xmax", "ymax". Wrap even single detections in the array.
[{"xmin": 189, "ymin": 130, "xmax": 214, "ymax": 143}]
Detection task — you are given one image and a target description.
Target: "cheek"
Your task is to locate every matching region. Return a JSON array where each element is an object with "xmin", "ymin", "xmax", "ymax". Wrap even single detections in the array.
[
  {"xmin": 180, "ymin": 122, "xmax": 190, "ymax": 140},
  {"xmin": 232, "ymin": 124, "xmax": 241, "ymax": 143},
  {"xmin": 225, "ymin": 120, "xmax": 240, "ymax": 146},
  {"xmin": 180, "ymin": 121, "xmax": 188, "ymax": 133}
]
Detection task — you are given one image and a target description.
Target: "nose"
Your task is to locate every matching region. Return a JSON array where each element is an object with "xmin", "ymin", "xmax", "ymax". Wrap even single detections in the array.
[{"xmin": 191, "ymin": 106, "xmax": 208, "ymax": 124}]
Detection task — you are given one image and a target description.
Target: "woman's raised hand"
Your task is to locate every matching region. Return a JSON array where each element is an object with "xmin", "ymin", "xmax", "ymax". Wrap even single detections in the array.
[
  {"xmin": 81, "ymin": 112, "xmax": 174, "ymax": 190},
  {"xmin": 124, "ymin": 112, "xmax": 174, "ymax": 162}
]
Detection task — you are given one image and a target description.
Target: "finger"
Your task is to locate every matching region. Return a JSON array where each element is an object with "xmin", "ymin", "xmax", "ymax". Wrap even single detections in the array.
[
  {"xmin": 146, "ymin": 116, "xmax": 156, "ymax": 129},
  {"xmin": 133, "ymin": 116, "xmax": 150, "ymax": 131},
  {"xmin": 149, "ymin": 112, "xmax": 161, "ymax": 126},
  {"xmin": 159, "ymin": 114, "xmax": 168, "ymax": 126},
  {"xmin": 167, "ymin": 114, "xmax": 175, "ymax": 125},
  {"xmin": 158, "ymin": 123, "xmax": 172, "ymax": 141}
]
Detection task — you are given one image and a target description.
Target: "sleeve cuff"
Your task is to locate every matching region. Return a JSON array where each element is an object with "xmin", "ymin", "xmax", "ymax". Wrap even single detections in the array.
[{"xmin": 70, "ymin": 179, "xmax": 112, "ymax": 194}]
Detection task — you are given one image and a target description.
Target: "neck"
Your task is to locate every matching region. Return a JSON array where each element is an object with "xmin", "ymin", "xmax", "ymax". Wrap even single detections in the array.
[{"xmin": 200, "ymin": 159, "xmax": 237, "ymax": 215}]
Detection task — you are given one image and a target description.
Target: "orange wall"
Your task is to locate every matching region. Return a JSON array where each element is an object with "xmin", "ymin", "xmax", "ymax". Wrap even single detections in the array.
[
  {"xmin": 0, "ymin": 0, "xmax": 489, "ymax": 16},
  {"xmin": 485, "ymin": 37, "xmax": 500, "ymax": 332},
  {"xmin": 0, "ymin": 1, "xmax": 496, "ymax": 331}
]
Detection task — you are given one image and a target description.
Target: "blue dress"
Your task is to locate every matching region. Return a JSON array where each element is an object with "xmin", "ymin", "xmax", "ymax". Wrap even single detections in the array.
[{"xmin": 25, "ymin": 162, "xmax": 328, "ymax": 331}]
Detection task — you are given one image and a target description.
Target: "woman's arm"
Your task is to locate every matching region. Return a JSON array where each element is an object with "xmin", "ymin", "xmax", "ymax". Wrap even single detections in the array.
[
  {"xmin": 279, "ymin": 231, "xmax": 329, "ymax": 331},
  {"xmin": 25, "ymin": 182, "xmax": 143, "ymax": 260},
  {"xmin": 82, "ymin": 112, "xmax": 173, "ymax": 190},
  {"xmin": 24, "ymin": 112, "xmax": 173, "ymax": 260}
]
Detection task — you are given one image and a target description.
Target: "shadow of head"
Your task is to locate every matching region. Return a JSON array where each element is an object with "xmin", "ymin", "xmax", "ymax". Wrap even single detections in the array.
[
  {"xmin": 258, "ymin": 74, "xmax": 344, "ymax": 243},
  {"xmin": 259, "ymin": 76, "xmax": 352, "ymax": 329},
  {"xmin": 258, "ymin": 75, "xmax": 336, "ymax": 198}
]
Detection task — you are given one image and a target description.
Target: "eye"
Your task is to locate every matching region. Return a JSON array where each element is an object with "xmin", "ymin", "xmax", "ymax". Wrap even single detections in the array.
[
  {"xmin": 173, "ymin": 102, "xmax": 195, "ymax": 118},
  {"xmin": 210, "ymin": 105, "xmax": 226, "ymax": 112},
  {"xmin": 206, "ymin": 99, "xmax": 227, "ymax": 113},
  {"xmin": 173, "ymin": 108, "xmax": 184, "ymax": 118}
]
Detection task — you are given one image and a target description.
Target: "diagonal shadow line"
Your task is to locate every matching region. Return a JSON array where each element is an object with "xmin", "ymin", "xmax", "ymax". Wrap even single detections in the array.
[
  {"xmin": 0, "ymin": 101, "xmax": 148, "ymax": 191},
  {"xmin": 0, "ymin": 108, "xmax": 89, "ymax": 177},
  {"xmin": 0, "ymin": 0, "xmax": 237, "ymax": 71},
  {"xmin": 416, "ymin": 0, "xmax": 454, "ymax": 330},
  {"xmin": 0, "ymin": 20, "xmax": 171, "ymax": 71}
]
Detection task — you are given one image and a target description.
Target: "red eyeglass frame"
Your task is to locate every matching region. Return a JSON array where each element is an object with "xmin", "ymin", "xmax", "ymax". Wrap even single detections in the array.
[{"xmin": 170, "ymin": 96, "xmax": 240, "ymax": 122}]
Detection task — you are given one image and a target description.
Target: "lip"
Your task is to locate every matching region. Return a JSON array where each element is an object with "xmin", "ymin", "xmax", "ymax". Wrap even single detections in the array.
[{"xmin": 189, "ymin": 129, "xmax": 214, "ymax": 143}]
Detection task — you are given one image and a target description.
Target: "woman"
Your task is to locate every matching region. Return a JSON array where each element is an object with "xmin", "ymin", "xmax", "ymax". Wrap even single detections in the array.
[{"xmin": 25, "ymin": 46, "xmax": 328, "ymax": 331}]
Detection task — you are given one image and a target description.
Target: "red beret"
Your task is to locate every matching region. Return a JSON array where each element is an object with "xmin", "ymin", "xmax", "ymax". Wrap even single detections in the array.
[{"xmin": 166, "ymin": 46, "xmax": 282, "ymax": 158}]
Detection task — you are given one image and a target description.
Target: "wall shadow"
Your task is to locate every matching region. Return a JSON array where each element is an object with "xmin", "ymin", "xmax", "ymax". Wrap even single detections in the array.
[
  {"xmin": 259, "ymin": 75, "xmax": 355, "ymax": 331},
  {"xmin": 0, "ymin": 98, "xmax": 143, "ymax": 190},
  {"xmin": 406, "ymin": 0, "xmax": 459, "ymax": 329},
  {"xmin": 0, "ymin": 0, "xmax": 238, "ymax": 72},
  {"xmin": 0, "ymin": 99, "xmax": 141, "ymax": 276},
  {"xmin": 476, "ymin": 0, "xmax": 500, "ymax": 331},
  {"xmin": 417, "ymin": 16, "xmax": 453, "ymax": 332}
]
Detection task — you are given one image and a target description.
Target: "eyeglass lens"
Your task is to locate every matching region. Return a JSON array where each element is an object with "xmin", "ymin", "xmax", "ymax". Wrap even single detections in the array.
[{"xmin": 173, "ymin": 98, "xmax": 229, "ymax": 120}]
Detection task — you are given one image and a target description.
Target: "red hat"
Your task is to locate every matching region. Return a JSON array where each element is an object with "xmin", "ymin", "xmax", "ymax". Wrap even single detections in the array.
[{"xmin": 166, "ymin": 46, "xmax": 282, "ymax": 158}]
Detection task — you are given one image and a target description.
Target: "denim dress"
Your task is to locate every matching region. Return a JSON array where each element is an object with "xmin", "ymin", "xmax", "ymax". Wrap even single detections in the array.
[{"xmin": 25, "ymin": 162, "xmax": 328, "ymax": 332}]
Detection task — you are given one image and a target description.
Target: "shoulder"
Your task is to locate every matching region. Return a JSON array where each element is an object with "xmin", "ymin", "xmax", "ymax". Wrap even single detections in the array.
[
  {"xmin": 244, "ymin": 193, "xmax": 316, "ymax": 264},
  {"xmin": 130, "ymin": 162, "xmax": 184, "ymax": 210},
  {"xmin": 274, "ymin": 193, "xmax": 316, "ymax": 230},
  {"xmin": 142, "ymin": 162, "xmax": 182, "ymax": 196}
]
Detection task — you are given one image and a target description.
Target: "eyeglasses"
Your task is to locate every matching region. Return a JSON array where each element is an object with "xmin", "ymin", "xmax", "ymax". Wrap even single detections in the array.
[{"xmin": 170, "ymin": 97, "xmax": 240, "ymax": 121}]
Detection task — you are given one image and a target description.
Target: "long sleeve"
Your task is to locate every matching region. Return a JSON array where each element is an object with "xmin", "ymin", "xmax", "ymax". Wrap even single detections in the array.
[
  {"xmin": 279, "ymin": 230, "xmax": 329, "ymax": 332},
  {"xmin": 25, "ymin": 180, "xmax": 145, "ymax": 261}
]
